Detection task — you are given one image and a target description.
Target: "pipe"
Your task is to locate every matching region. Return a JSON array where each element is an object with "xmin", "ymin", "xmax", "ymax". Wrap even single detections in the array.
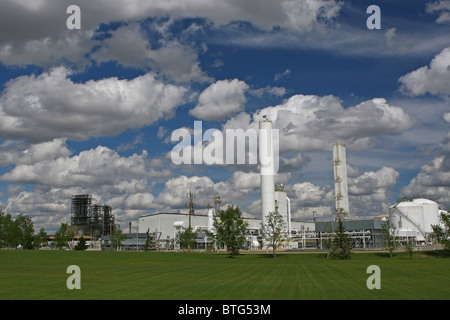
[{"xmin": 286, "ymin": 196, "xmax": 291, "ymax": 237}]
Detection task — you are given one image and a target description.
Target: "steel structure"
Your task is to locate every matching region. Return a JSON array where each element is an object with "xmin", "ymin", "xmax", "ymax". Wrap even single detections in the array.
[
  {"xmin": 333, "ymin": 142, "xmax": 350, "ymax": 219},
  {"xmin": 71, "ymin": 194, "xmax": 92, "ymax": 231},
  {"xmin": 71, "ymin": 195, "xmax": 115, "ymax": 237}
]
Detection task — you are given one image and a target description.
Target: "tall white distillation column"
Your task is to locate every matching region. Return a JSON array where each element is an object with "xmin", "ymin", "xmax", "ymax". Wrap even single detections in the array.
[{"xmin": 259, "ymin": 117, "xmax": 276, "ymax": 228}]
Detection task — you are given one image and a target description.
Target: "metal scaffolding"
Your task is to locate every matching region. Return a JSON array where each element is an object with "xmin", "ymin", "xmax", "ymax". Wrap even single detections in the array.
[
  {"xmin": 71, "ymin": 194, "xmax": 92, "ymax": 230},
  {"xmin": 70, "ymin": 195, "xmax": 115, "ymax": 237}
]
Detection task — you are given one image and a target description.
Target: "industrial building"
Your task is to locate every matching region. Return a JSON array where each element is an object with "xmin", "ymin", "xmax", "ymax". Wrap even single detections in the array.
[
  {"xmin": 137, "ymin": 211, "xmax": 314, "ymax": 251},
  {"xmin": 70, "ymin": 194, "xmax": 116, "ymax": 237}
]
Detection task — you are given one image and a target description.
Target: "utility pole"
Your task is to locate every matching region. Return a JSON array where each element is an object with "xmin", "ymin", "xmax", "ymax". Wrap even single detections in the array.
[{"xmin": 186, "ymin": 191, "xmax": 195, "ymax": 253}]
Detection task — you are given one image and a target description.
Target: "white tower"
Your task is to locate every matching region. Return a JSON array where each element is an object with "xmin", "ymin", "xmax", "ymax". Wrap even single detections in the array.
[
  {"xmin": 259, "ymin": 117, "xmax": 276, "ymax": 227},
  {"xmin": 333, "ymin": 142, "xmax": 349, "ymax": 218}
]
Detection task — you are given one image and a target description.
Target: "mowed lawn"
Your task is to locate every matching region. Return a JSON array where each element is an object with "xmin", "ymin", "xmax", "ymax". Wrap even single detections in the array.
[{"xmin": 0, "ymin": 250, "xmax": 449, "ymax": 300}]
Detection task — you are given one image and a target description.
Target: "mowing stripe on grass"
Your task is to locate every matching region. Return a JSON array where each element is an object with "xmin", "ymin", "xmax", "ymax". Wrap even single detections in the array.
[{"xmin": 1, "ymin": 250, "xmax": 449, "ymax": 300}]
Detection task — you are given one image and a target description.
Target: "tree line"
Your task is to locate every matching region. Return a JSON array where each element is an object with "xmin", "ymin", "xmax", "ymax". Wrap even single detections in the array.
[
  {"xmin": 0, "ymin": 210, "xmax": 83, "ymax": 250},
  {"xmin": 0, "ymin": 211, "xmax": 44, "ymax": 249}
]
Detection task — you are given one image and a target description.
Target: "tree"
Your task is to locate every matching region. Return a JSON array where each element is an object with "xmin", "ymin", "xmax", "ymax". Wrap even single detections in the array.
[
  {"xmin": 0, "ymin": 211, "xmax": 15, "ymax": 248},
  {"xmin": 74, "ymin": 236, "xmax": 88, "ymax": 250},
  {"xmin": 432, "ymin": 211, "xmax": 450, "ymax": 251},
  {"xmin": 179, "ymin": 226, "xmax": 196, "ymax": 251},
  {"xmin": 260, "ymin": 209, "xmax": 286, "ymax": 258},
  {"xmin": 404, "ymin": 238, "xmax": 415, "ymax": 259},
  {"xmin": 382, "ymin": 220, "xmax": 399, "ymax": 258},
  {"xmin": 15, "ymin": 214, "xmax": 35, "ymax": 249},
  {"xmin": 34, "ymin": 227, "xmax": 48, "ymax": 249},
  {"xmin": 213, "ymin": 205, "xmax": 248, "ymax": 257},
  {"xmin": 329, "ymin": 218, "xmax": 352, "ymax": 259},
  {"xmin": 0, "ymin": 212, "xmax": 35, "ymax": 249},
  {"xmin": 54, "ymin": 223, "xmax": 74, "ymax": 249},
  {"xmin": 111, "ymin": 228, "xmax": 126, "ymax": 251}
]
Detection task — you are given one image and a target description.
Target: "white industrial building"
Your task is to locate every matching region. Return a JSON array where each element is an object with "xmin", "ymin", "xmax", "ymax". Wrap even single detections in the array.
[{"xmin": 138, "ymin": 211, "xmax": 314, "ymax": 251}]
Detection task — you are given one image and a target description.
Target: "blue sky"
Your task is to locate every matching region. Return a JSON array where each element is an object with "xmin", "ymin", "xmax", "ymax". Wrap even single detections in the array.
[{"xmin": 0, "ymin": 0, "xmax": 449, "ymax": 232}]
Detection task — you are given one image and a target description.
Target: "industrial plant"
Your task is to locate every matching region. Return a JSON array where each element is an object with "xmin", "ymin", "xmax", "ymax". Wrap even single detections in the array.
[
  {"xmin": 70, "ymin": 194, "xmax": 116, "ymax": 238},
  {"xmin": 70, "ymin": 117, "xmax": 446, "ymax": 251}
]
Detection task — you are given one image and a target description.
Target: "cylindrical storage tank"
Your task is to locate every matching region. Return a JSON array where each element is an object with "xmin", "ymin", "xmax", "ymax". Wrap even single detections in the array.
[
  {"xmin": 415, "ymin": 198, "xmax": 440, "ymax": 233},
  {"xmin": 389, "ymin": 198, "xmax": 440, "ymax": 241}
]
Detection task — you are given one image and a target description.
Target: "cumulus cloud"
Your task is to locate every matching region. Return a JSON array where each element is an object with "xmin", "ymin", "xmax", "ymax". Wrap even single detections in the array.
[
  {"xmin": 154, "ymin": 171, "xmax": 281, "ymax": 213},
  {"xmin": 91, "ymin": 23, "xmax": 212, "ymax": 83},
  {"xmin": 281, "ymin": 0, "xmax": 342, "ymax": 33},
  {"xmin": 286, "ymin": 166, "xmax": 401, "ymax": 220},
  {"xmin": 402, "ymin": 129, "xmax": 450, "ymax": 206},
  {"xmin": 0, "ymin": 0, "xmax": 343, "ymax": 68},
  {"xmin": 399, "ymin": 47, "xmax": 450, "ymax": 96},
  {"xmin": 226, "ymin": 94, "xmax": 415, "ymax": 153},
  {"xmin": 0, "ymin": 146, "xmax": 170, "ymax": 188},
  {"xmin": 348, "ymin": 167, "xmax": 399, "ymax": 196},
  {"xmin": 0, "ymin": 67, "xmax": 187, "ymax": 143},
  {"xmin": 155, "ymin": 175, "xmax": 227, "ymax": 209},
  {"xmin": 189, "ymin": 79, "xmax": 249, "ymax": 120},
  {"xmin": 6, "ymin": 187, "xmax": 82, "ymax": 232},
  {"xmin": 4, "ymin": 185, "xmax": 161, "ymax": 232},
  {"xmin": 0, "ymin": 138, "xmax": 71, "ymax": 166}
]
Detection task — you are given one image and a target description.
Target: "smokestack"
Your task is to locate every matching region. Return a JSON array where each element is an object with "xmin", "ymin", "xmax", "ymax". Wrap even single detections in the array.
[
  {"xmin": 259, "ymin": 117, "xmax": 276, "ymax": 227},
  {"xmin": 333, "ymin": 142, "xmax": 350, "ymax": 218}
]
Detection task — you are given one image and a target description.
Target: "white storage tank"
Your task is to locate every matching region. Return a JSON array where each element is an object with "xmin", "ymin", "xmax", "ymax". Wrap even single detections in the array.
[{"xmin": 389, "ymin": 198, "xmax": 440, "ymax": 242}]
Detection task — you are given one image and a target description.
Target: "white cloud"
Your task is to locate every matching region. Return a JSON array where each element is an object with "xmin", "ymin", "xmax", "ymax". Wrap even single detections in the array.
[
  {"xmin": 0, "ymin": 146, "xmax": 170, "ymax": 188},
  {"xmin": 0, "ymin": 0, "xmax": 343, "ymax": 68},
  {"xmin": 445, "ymin": 112, "xmax": 450, "ymax": 123},
  {"xmin": 0, "ymin": 138, "xmax": 71, "ymax": 166},
  {"xmin": 286, "ymin": 166, "xmax": 401, "ymax": 220},
  {"xmin": 291, "ymin": 182, "xmax": 334, "ymax": 205},
  {"xmin": 348, "ymin": 167, "xmax": 399, "ymax": 196},
  {"xmin": 5, "ymin": 187, "xmax": 81, "ymax": 232},
  {"xmin": 190, "ymin": 79, "xmax": 249, "ymax": 120},
  {"xmin": 281, "ymin": 0, "xmax": 342, "ymax": 33},
  {"xmin": 0, "ymin": 67, "xmax": 187, "ymax": 143},
  {"xmin": 286, "ymin": 182, "xmax": 335, "ymax": 220},
  {"xmin": 155, "ymin": 172, "xmax": 270, "ymax": 212},
  {"xmin": 229, "ymin": 171, "xmax": 260, "ymax": 191},
  {"xmin": 399, "ymin": 47, "xmax": 450, "ymax": 96},
  {"xmin": 274, "ymin": 69, "xmax": 291, "ymax": 82},
  {"xmin": 91, "ymin": 23, "xmax": 212, "ymax": 83},
  {"xmin": 241, "ymin": 95, "xmax": 415, "ymax": 153},
  {"xmin": 156, "ymin": 175, "xmax": 224, "ymax": 208},
  {"xmin": 402, "ymin": 129, "xmax": 450, "ymax": 206},
  {"xmin": 426, "ymin": 0, "xmax": 450, "ymax": 24}
]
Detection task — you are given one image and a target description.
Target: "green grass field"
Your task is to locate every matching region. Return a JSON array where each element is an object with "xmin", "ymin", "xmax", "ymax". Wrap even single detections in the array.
[{"xmin": 0, "ymin": 250, "xmax": 449, "ymax": 300}]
